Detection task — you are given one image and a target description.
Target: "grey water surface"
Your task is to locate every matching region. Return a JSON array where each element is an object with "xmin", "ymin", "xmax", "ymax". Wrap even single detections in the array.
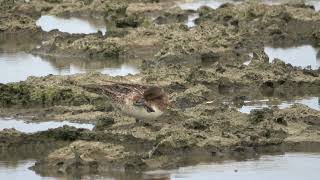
[
  {"xmin": 238, "ymin": 97, "xmax": 319, "ymax": 114},
  {"xmin": 177, "ymin": 0, "xmax": 320, "ymax": 11},
  {"xmin": 1, "ymin": 153, "xmax": 320, "ymax": 180},
  {"xmin": 265, "ymin": 45, "xmax": 320, "ymax": 70},
  {"xmin": 0, "ymin": 52, "xmax": 140, "ymax": 83},
  {"xmin": 0, "ymin": 118, "xmax": 94, "ymax": 133},
  {"xmin": 36, "ymin": 15, "xmax": 107, "ymax": 35},
  {"xmin": 144, "ymin": 153, "xmax": 320, "ymax": 180}
]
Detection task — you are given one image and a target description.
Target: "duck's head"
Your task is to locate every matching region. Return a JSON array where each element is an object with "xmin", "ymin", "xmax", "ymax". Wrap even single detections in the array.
[{"xmin": 132, "ymin": 87, "xmax": 169, "ymax": 119}]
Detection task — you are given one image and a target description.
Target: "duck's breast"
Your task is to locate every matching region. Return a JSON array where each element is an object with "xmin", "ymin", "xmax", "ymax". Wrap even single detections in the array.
[{"xmin": 119, "ymin": 99, "xmax": 163, "ymax": 120}]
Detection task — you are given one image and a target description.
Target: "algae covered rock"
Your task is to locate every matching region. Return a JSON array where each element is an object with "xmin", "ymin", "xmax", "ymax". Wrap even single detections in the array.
[
  {"xmin": 44, "ymin": 0, "xmax": 62, "ymax": 3},
  {"xmin": 115, "ymin": 14, "xmax": 143, "ymax": 28},
  {"xmin": 32, "ymin": 140, "xmax": 143, "ymax": 175},
  {"xmin": 0, "ymin": 13, "xmax": 38, "ymax": 33},
  {"xmin": 105, "ymin": 1, "xmax": 128, "ymax": 21},
  {"xmin": 0, "ymin": 83, "xmax": 91, "ymax": 107},
  {"xmin": 0, "ymin": 75, "xmax": 107, "ymax": 107},
  {"xmin": 0, "ymin": 0, "xmax": 15, "ymax": 11}
]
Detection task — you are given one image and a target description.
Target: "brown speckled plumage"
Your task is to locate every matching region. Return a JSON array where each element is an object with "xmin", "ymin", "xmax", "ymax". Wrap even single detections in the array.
[{"xmin": 82, "ymin": 81, "xmax": 168, "ymax": 120}]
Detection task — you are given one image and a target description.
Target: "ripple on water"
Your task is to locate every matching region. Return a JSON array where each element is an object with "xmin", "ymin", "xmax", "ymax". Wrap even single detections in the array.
[
  {"xmin": 0, "ymin": 52, "xmax": 140, "ymax": 83},
  {"xmin": 36, "ymin": 15, "xmax": 107, "ymax": 35},
  {"xmin": 0, "ymin": 118, "xmax": 94, "ymax": 133},
  {"xmin": 238, "ymin": 97, "xmax": 320, "ymax": 114}
]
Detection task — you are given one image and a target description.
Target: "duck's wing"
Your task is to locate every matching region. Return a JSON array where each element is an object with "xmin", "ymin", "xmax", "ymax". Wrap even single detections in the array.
[{"xmin": 81, "ymin": 82, "xmax": 147, "ymax": 100}]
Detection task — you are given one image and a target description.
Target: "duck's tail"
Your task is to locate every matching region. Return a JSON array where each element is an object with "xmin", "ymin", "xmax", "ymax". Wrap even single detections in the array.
[{"xmin": 80, "ymin": 83, "xmax": 146, "ymax": 99}]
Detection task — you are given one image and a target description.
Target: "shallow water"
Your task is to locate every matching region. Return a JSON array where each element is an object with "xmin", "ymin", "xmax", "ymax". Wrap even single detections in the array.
[
  {"xmin": 177, "ymin": 0, "xmax": 235, "ymax": 10},
  {"xmin": 265, "ymin": 45, "xmax": 320, "ymax": 70},
  {"xmin": 36, "ymin": 15, "xmax": 107, "ymax": 35},
  {"xmin": 0, "ymin": 160, "xmax": 56, "ymax": 180},
  {"xmin": 144, "ymin": 153, "xmax": 320, "ymax": 180},
  {"xmin": 307, "ymin": 0, "xmax": 320, "ymax": 11},
  {"xmin": 186, "ymin": 13, "xmax": 199, "ymax": 27},
  {"xmin": 177, "ymin": 0, "xmax": 320, "ymax": 11},
  {"xmin": 0, "ymin": 153, "xmax": 319, "ymax": 180},
  {"xmin": 238, "ymin": 97, "xmax": 319, "ymax": 114},
  {"xmin": 263, "ymin": 0, "xmax": 320, "ymax": 11},
  {"xmin": 0, "ymin": 52, "xmax": 140, "ymax": 83},
  {"xmin": 0, "ymin": 118, "xmax": 94, "ymax": 133}
]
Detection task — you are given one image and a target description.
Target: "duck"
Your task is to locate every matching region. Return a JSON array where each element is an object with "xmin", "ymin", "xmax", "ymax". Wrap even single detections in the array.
[{"xmin": 82, "ymin": 81, "xmax": 169, "ymax": 120}]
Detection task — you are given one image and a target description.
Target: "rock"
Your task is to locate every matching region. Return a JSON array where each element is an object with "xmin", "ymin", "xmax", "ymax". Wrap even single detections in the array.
[
  {"xmin": 31, "ymin": 140, "xmax": 142, "ymax": 175},
  {"xmin": 94, "ymin": 116, "xmax": 115, "ymax": 130},
  {"xmin": 249, "ymin": 108, "xmax": 274, "ymax": 124}
]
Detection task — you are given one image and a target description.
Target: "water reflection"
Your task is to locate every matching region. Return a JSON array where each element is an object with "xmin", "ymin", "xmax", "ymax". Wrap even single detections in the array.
[
  {"xmin": 177, "ymin": 0, "xmax": 320, "ymax": 11},
  {"xmin": 0, "ymin": 34, "xmax": 40, "ymax": 53},
  {"xmin": 0, "ymin": 160, "xmax": 56, "ymax": 180},
  {"xmin": 0, "ymin": 153, "xmax": 320, "ymax": 180},
  {"xmin": 307, "ymin": 0, "xmax": 320, "ymax": 11},
  {"xmin": 0, "ymin": 142, "xmax": 68, "ymax": 180},
  {"xmin": 186, "ymin": 13, "xmax": 199, "ymax": 27},
  {"xmin": 177, "ymin": 0, "xmax": 234, "ymax": 10},
  {"xmin": 263, "ymin": 0, "xmax": 320, "ymax": 11},
  {"xmin": 0, "ymin": 52, "xmax": 140, "ymax": 83},
  {"xmin": 0, "ymin": 118, "xmax": 94, "ymax": 133},
  {"xmin": 0, "ymin": 152, "xmax": 319, "ymax": 179},
  {"xmin": 238, "ymin": 97, "xmax": 320, "ymax": 114},
  {"xmin": 144, "ymin": 153, "xmax": 320, "ymax": 180},
  {"xmin": 265, "ymin": 45, "xmax": 320, "ymax": 70},
  {"xmin": 36, "ymin": 15, "xmax": 107, "ymax": 35}
]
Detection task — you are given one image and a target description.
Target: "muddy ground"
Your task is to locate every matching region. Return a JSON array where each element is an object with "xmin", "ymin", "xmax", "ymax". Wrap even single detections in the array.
[{"xmin": 1, "ymin": 0, "xmax": 320, "ymax": 178}]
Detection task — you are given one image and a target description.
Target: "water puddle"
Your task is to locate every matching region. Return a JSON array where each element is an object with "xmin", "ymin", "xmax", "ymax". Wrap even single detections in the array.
[
  {"xmin": 0, "ymin": 153, "xmax": 319, "ymax": 180},
  {"xmin": 144, "ymin": 153, "xmax": 320, "ymax": 180},
  {"xmin": 0, "ymin": 143, "xmax": 68, "ymax": 180},
  {"xmin": 237, "ymin": 97, "xmax": 319, "ymax": 114},
  {"xmin": 0, "ymin": 160, "xmax": 55, "ymax": 180},
  {"xmin": 265, "ymin": 45, "xmax": 320, "ymax": 70},
  {"xmin": 307, "ymin": 0, "xmax": 320, "ymax": 11},
  {"xmin": 186, "ymin": 13, "xmax": 199, "ymax": 27},
  {"xmin": 177, "ymin": 0, "xmax": 235, "ymax": 10},
  {"xmin": 36, "ymin": 15, "xmax": 107, "ymax": 35},
  {"xmin": 0, "ymin": 35, "xmax": 40, "ymax": 53},
  {"xmin": 0, "ymin": 52, "xmax": 140, "ymax": 83},
  {"xmin": 177, "ymin": 0, "xmax": 320, "ymax": 11},
  {"xmin": 263, "ymin": 0, "xmax": 320, "ymax": 11},
  {"xmin": 0, "ymin": 118, "xmax": 94, "ymax": 133}
]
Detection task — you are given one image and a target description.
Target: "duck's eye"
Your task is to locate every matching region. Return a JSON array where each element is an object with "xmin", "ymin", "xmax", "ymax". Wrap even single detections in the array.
[{"xmin": 133, "ymin": 98, "xmax": 145, "ymax": 106}]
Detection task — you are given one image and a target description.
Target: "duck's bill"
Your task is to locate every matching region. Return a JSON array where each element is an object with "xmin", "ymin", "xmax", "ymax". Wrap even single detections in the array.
[{"xmin": 144, "ymin": 105, "xmax": 155, "ymax": 113}]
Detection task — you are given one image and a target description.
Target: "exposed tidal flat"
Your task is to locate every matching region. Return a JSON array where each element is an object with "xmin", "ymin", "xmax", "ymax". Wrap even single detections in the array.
[{"xmin": 1, "ymin": 0, "xmax": 320, "ymax": 179}]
